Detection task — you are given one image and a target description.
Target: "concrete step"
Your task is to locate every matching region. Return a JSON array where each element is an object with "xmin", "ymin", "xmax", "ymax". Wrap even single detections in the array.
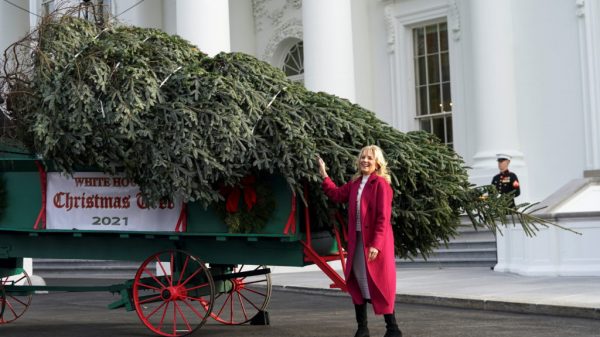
[
  {"xmin": 399, "ymin": 220, "xmax": 498, "ymax": 268},
  {"xmin": 33, "ymin": 259, "xmax": 140, "ymax": 279}
]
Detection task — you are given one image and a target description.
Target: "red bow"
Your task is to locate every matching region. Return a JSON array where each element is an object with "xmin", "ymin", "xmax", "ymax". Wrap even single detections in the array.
[{"xmin": 221, "ymin": 176, "xmax": 257, "ymax": 213}]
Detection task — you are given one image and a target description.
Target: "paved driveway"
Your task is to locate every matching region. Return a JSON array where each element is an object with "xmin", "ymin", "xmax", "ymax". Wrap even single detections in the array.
[{"xmin": 1, "ymin": 281, "xmax": 599, "ymax": 337}]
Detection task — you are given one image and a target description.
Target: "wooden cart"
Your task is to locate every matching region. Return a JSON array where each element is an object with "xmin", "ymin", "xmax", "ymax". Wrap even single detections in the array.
[{"xmin": 0, "ymin": 149, "xmax": 348, "ymax": 336}]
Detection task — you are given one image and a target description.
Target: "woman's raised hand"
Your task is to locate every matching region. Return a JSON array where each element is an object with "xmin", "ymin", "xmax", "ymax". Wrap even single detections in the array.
[{"xmin": 317, "ymin": 156, "xmax": 328, "ymax": 179}]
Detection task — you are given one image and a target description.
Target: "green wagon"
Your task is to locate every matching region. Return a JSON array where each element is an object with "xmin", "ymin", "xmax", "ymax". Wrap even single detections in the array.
[{"xmin": 0, "ymin": 150, "xmax": 347, "ymax": 336}]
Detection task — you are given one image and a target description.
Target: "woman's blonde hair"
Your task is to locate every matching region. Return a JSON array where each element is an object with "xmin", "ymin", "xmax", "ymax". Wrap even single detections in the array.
[{"xmin": 352, "ymin": 145, "xmax": 391, "ymax": 183}]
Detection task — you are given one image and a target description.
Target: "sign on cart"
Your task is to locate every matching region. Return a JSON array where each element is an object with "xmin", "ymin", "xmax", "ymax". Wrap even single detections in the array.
[{"xmin": 46, "ymin": 172, "xmax": 183, "ymax": 231}]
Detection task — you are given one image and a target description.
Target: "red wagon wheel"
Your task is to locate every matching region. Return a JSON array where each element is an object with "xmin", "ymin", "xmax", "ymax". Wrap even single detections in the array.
[
  {"xmin": 209, "ymin": 264, "xmax": 272, "ymax": 325},
  {"xmin": 0, "ymin": 270, "xmax": 33, "ymax": 324},
  {"xmin": 133, "ymin": 250, "xmax": 215, "ymax": 337}
]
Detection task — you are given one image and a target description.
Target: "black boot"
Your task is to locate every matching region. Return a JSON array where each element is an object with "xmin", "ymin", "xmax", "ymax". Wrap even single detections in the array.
[
  {"xmin": 354, "ymin": 304, "xmax": 370, "ymax": 337},
  {"xmin": 383, "ymin": 313, "xmax": 402, "ymax": 337}
]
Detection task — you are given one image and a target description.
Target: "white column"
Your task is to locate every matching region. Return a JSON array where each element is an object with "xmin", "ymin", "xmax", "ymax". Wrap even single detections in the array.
[
  {"xmin": 228, "ymin": 0, "xmax": 256, "ymax": 55},
  {"xmin": 172, "ymin": 0, "xmax": 230, "ymax": 57},
  {"xmin": 468, "ymin": 0, "xmax": 528, "ymax": 198},
  {"xmin": 302, "ymin": 0, "xmax": 356, "ymax": 102},
  {"xmin": 577, "ymin": 0, "xmax": 600, "ymax": 170},
  {"xmin": 113, "ymin": 0, "xmax": 163, "ymax": 29}
]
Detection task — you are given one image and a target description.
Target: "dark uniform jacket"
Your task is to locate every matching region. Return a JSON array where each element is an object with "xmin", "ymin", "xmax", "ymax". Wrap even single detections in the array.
[{"xmin": 491, "ymin": 170, "xmax": 520, "ymax": 206}]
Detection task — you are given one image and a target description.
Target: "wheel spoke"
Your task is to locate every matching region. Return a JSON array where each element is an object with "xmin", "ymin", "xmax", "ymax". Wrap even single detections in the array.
[
  {"xmin": 158, "ymin": 301, "xmax": 170, "ymax": 331},
  {"xmin": 181, "ymin": 298, "xmax": 207, "ymax": 320},
  {"xmin": 146, "ymin": 300, "xmax": 168, "ymax": 320},
  {"xmin": 238, "ymin": 291, "xmax": 263, "ymax": 311},
  {"xmin": 138, "ymin": 294, "xmax": 163, "ymax": 305},
  {"xmin": 5, "ymin": 301, "xmax": 17, "ymax": 318},
  {"xmin": 241, "ymin": 286, "xmax": 267, "ymax": 297},
  {"xmin": 216, "ymin": 291, "xmax": 233, "ymax": 318},
  {"xmin": 6, "ymin": 294, "xmax": 27, "ymax": 307},
  {"xmin": 242, "ymin": 279, "xmax": 268, "ymax": 286},
  {"xmin": 172, "ymin": 301, "xmax": 177, "ymax": 336},
  {"xmin": 133, "ymin": 250, "xmax": 214, "ymax": 336},
  {"xmin": 143, "ymin": 267, "xmax": 167, "ymax": 289},
  {"xmin": 136, "ymin": 281, "xmax": 162, "ymax": 291},
  {"xmin": 176, "ymin": 256, "xmax": 190, "ymax": 286},
  {"xmin": 180, "ymin": 267, "xmax": 204, "ymax": 288},
  {"xmin": 237, "ymin": 292, "xmax": 249, "ymax": 321},
  {"xmin": 185, "ymin": 282, "xmax": 210, "ymax": 292},
  {"xmin": 155, "ymin": 256, "xmax": 172, "ymax": 287},
  {"xmin": 174, "ymin": 301, "xmax": 193, "ymax": 333}
]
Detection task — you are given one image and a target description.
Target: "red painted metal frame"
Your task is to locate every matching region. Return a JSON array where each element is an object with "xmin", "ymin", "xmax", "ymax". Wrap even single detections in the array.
[
  {"xmin": 298, "ymin": 185, "xmax": 348, "ymax": 292},
  {"xmin": 33, "ymin": 161, "xmax": 47, "ymax": 230},
  {"xmin": 283, "ymin": 193, "xmax": 297, "ymax": 234},
  {"xmin": 174, "ymin": 203, "xmax": 187, "ymax": 232}
]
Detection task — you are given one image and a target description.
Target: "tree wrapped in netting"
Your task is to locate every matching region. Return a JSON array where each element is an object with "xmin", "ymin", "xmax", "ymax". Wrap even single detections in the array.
[{"xmin": 0, "ymin": 8, "xmax": 558, "ymax": 258}]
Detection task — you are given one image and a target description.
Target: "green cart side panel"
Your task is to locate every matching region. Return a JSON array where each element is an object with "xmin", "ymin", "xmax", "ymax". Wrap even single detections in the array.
[
  {"xmin": 0, "ymin": 171, "xmax": 43, "ymax": 230},
  {"xmin": 0, "ymin": 231, "xmax": 306, "ymax": 266},
  {"xmin": 0, "ymin": 159, "xmax": 297, "ymax": 236},
  {"xmin": 0, "ymin": 157, "xmax": 308, "ymax": 267}
]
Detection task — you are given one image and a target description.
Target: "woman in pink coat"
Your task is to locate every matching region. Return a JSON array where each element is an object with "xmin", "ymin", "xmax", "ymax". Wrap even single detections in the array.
[{"xmin": 318, "ymin": 145, "xmax": 402, "ymax": 337}]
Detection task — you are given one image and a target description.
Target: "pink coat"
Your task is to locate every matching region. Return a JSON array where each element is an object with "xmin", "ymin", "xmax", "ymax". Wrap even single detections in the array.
[{"xmin": 322, "ymin": 173, "xmax": 396, "ymax": 315}]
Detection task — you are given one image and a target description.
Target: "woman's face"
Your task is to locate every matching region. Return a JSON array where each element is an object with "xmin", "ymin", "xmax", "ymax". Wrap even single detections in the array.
[{"xmin": 359, "ymin": 150, "xmax": 378, "ymax": 175}]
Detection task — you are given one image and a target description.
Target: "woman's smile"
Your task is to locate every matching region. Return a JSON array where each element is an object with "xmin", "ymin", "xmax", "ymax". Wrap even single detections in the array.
[{"xmin": 360, "ymin": 152, "xmax": 377, "ymax": 175}]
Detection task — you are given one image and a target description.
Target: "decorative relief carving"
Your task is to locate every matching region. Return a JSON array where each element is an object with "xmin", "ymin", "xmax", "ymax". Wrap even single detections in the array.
[
  {"xmin": 261, "ymin": 18, "xmax": 303, "ymax": 62},
  {"xmin": 270, "ymin": 6, "xmax": 286, "ymax": 27},
  {"xmin": 253, "ymin": 0, "xmax": 301, "ymax": 32},
  {"xmin": 252, "ymin": 0, "xmax": 268, "ymax": 32},
  {"xmin": 448, "ymin": 0, "xmax": 461, "ymax": 41},
  {"xmin": 576, "ymin": 0, "xmax": 585, "ymax": 18},
  {"xmin": 288, "ymin": 0, "xmax": 301, "ymax": 9},
  {"xmin": 384, "ymin": 4, "xmax": 396, "ymax": 48}
]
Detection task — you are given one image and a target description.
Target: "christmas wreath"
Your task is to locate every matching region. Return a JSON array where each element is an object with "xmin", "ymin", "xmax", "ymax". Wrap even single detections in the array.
[{"xmin": 217, "ymin": 176, "xmax": 275, "ymax": 233}]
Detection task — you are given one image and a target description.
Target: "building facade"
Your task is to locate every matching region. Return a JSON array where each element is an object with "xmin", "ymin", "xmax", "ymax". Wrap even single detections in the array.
[{"xmin": 1, "ymin": 0, "xmax": 599, "ymax": 276}]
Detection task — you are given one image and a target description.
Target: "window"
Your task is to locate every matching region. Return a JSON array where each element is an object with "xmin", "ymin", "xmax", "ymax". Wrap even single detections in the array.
[
  {"xmin": 413, "ymin": 22, "xmax": 453, "ymax": 147},
  {"xmin": 79, "ymin": 0, "xmax": 111, "ymax": 27},
  {"xmin": 282, "ymin": 41, "xmax": 304, "ymax": 83},
  {"xmin": 42, "ymin": 0, "xmax": 55, "ymax": 15}
]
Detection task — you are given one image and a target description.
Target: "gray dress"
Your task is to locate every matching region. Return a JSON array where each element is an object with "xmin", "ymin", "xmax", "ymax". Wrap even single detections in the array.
[{"xmin": 353, "ymin": 175, "xmax": 370, "ymax": 300}]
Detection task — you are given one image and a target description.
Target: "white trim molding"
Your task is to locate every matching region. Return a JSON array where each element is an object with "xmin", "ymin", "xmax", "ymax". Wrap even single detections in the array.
[{"xmin": 385, "ymin": 0, "xmax": 466, "ymax": 155}]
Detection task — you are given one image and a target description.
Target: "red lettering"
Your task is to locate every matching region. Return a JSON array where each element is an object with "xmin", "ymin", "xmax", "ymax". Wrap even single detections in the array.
[
  {"xmin": 136, "ymin": 193, "xmax": 148, "ymax": 209},
  {"xmin": 113, "ymin": 177, "xmax": 135, "ymax": 187},
  {"xmin": 135, "ymin": 194, "xmax": 174, "ymax": 209},
  {"xmin": 74, "ymin": 177, "xmax": 86, "ymax": 187},
  {"xmin": 53, "ymin": 192, "xmax": 66, "ymax": 208}
]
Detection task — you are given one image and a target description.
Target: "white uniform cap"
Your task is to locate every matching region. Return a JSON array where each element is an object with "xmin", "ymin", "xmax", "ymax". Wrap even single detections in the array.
[{"xmin": 496, "ymin": 153, "xmax": 512, "ymax": 161}]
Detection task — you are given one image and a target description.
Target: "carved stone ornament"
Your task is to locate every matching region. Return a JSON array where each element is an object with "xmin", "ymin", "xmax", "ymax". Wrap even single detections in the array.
[
  {"xmin": 384, "ymin": 4, "xmax": 396, "ymax": 47},
  {"xmin": 261, "ymin": 18, "xmax": 303, "ymax": 62},
  {"xmin": 449, "ymin": 0, "xmax": 461, "ymax": 41},
  {"xmin": 252, "ymin": 0, "xmax": 268, "ymax": 32}
]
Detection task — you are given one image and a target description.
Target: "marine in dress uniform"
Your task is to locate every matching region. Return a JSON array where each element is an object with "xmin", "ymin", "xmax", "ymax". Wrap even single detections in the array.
[{"xmin": 491, "ymin": 153, "xmax": 520, "ymax": 207}]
